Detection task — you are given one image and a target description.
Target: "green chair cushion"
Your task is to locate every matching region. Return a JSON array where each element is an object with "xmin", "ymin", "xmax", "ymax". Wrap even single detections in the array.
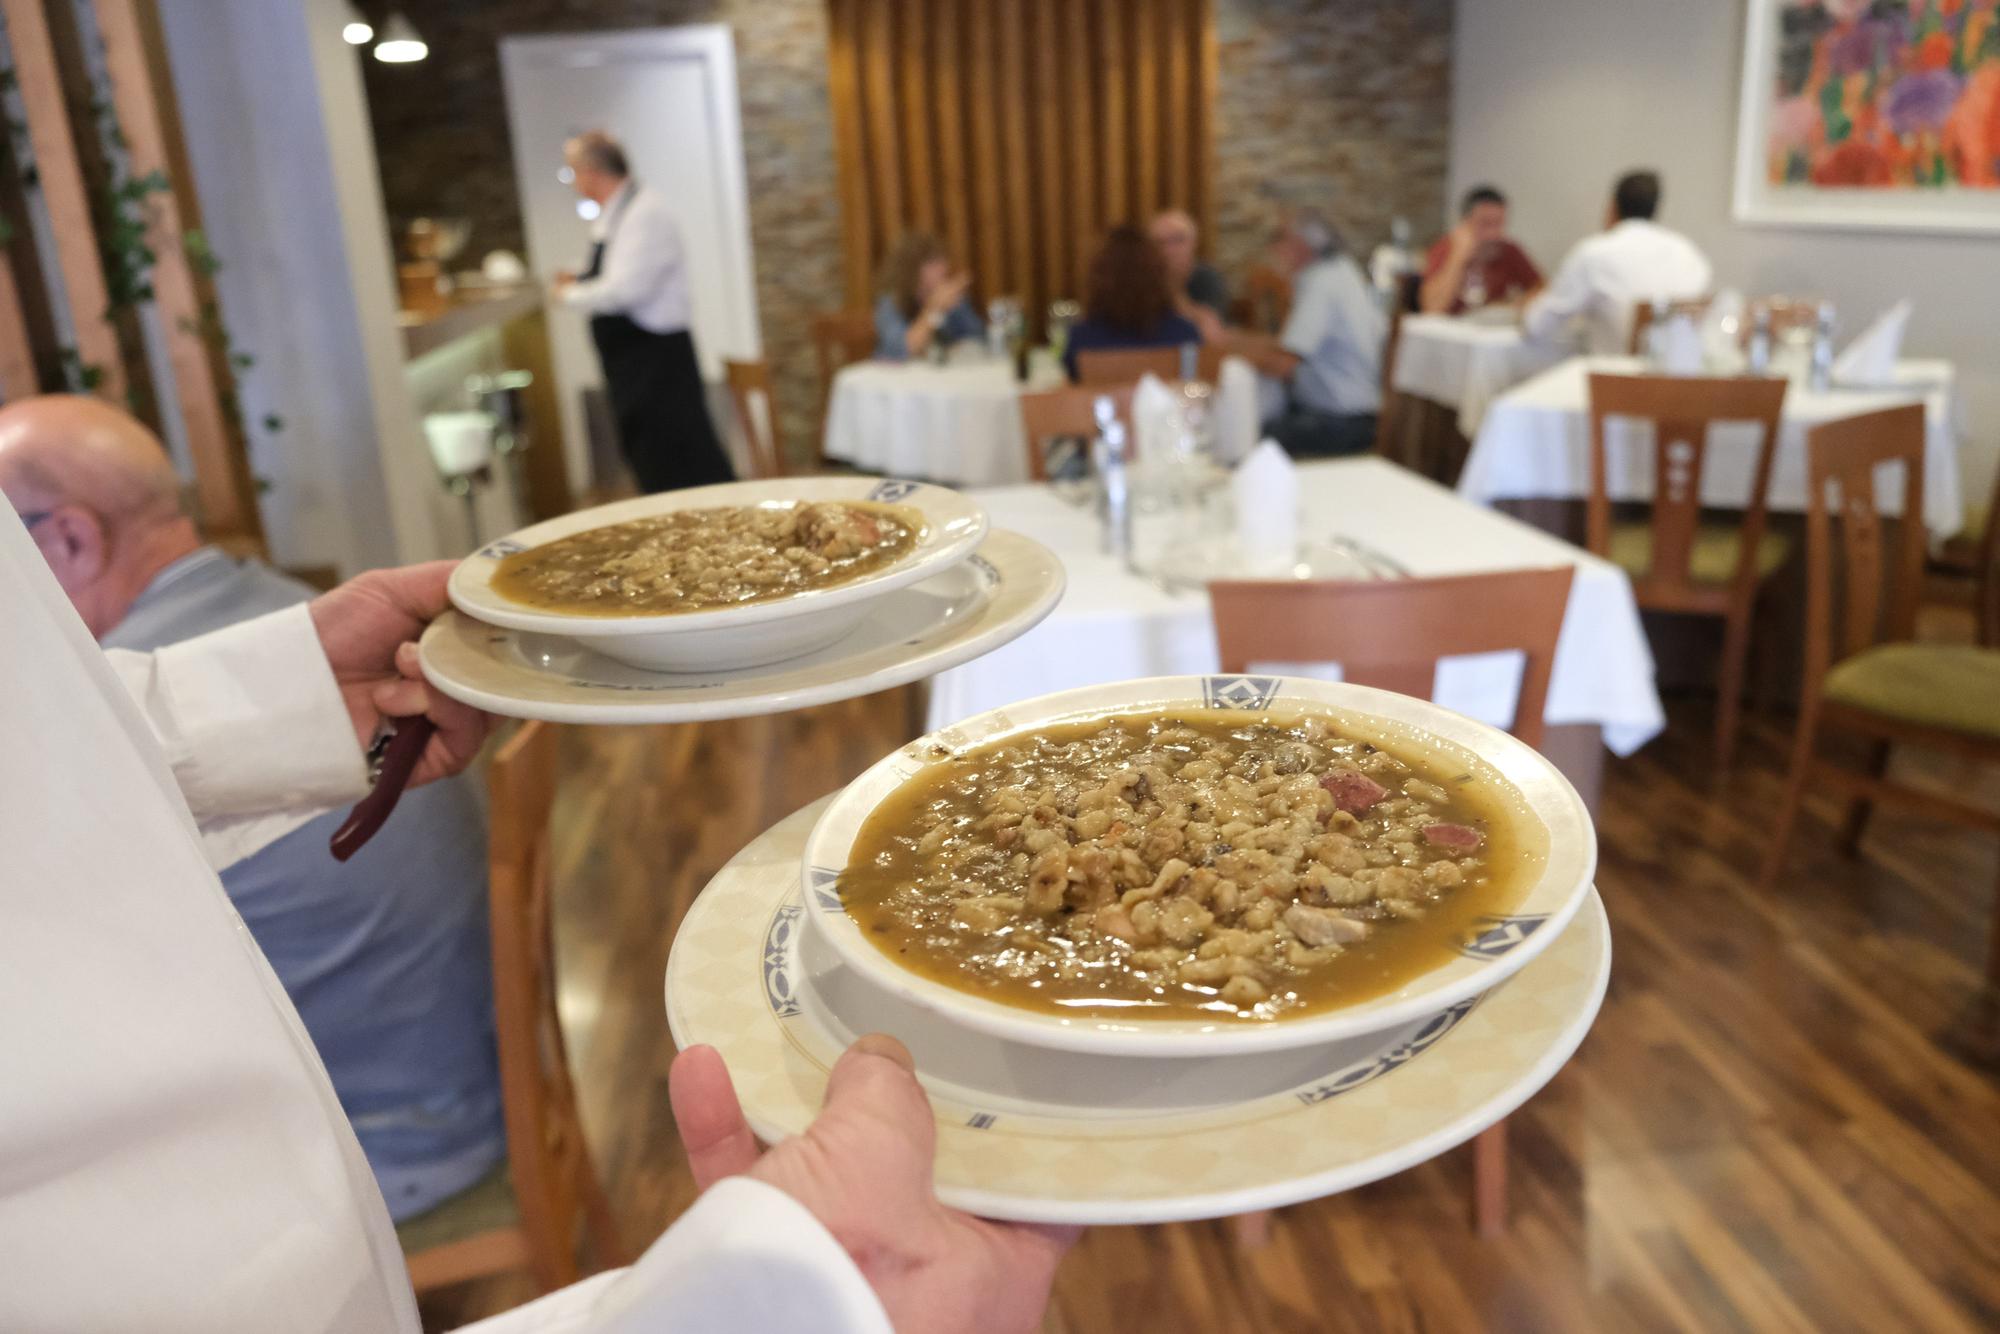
[
  {"xmin": 1608, "ymin": 521, "xmax": 1792, "ymax": 585},
  {"xmin": 394, "ymin": 1163, "xmax": 518, "ymax": 1255},
  {"xmin": 1823, "ymin": 643, "xmax": 2000, "ymax": 739}
]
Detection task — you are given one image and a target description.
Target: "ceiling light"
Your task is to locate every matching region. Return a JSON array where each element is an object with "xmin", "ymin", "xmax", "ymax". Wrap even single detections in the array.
[
  {"xmin": 341, "ymin": 4, "xmax": 373, "ymax": 45},
  {"xmin": 372, "ymin": 13, "xmax": 427, "ymax": 63}
]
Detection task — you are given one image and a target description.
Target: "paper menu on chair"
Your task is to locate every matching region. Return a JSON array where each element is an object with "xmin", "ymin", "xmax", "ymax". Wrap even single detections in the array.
[
  {"xmin": 1232, "ymin": 440, "xmax": 1299, "ymax": 575},
  {"xmin": 1831, "ymin": 299, "xmax": 1911, "ymax": 387}
]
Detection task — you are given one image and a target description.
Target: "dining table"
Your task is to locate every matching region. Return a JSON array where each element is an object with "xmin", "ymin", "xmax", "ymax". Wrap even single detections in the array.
[
  {"xmin": 821, "ymin": 352, "xmax": 1067, "ymax": 486},
  {"xmin": 1456, "ymin": 354, "xmax": 1968, "ymax": 538},
  {"xmin": 1391, "ymin": 313, "xmax": 1569, "ymax": 439},
  {"xmin": 927, "ymin": 455, "xmax": 1666, "ymax": 812}
]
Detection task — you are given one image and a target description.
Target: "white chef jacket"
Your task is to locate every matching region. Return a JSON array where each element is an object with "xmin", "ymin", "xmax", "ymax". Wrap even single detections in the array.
[
  {"xmin": 1522, "ymin": 218, "xmax": 1713, "ymax": 355},
  {"xmin": 0, "ymin": 510, "xmax": 890, "ymax": 1333},
  {"xmin": 560, "ymin": 182, "xmax": 692, "ymax": 335}
]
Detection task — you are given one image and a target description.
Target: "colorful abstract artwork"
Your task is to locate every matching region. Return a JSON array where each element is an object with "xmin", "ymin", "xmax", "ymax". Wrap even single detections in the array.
[{"xmin": 1734, "ymin": 0, "xmax": 2000, "ymax": 232}]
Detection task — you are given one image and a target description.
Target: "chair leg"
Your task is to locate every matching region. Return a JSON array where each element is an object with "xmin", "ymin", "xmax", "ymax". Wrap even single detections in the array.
[
  {"xmin": 1837, "ymin": 740, "xmax": 1892, "ymax": 856},
  {"xmin": 1230, "ymin": 1209, "xmax": 1275, "ymax": 1249},
  {"xmin": 1714, "ymin": 602, "xmax": 1756, "ymax": 771},
  {"xmin": 1758, "ymin": 706, "xmax": 1821, "ymax": 890},
  {"xmin": 1988, "ymin": 851, "xmax": 2000, "ymax": 988},
  {"xmin": 1473, "ymin": 1121, "xmax": 1508, "ymax": 1237}
]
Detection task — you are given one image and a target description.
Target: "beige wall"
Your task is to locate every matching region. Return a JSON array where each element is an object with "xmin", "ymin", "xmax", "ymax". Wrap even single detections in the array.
[{"xmin": 1450, "ymin": 0, "xmax": 1998, "ymax": 510}]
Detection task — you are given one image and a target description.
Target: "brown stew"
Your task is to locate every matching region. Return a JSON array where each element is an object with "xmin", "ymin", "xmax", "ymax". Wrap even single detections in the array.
[
  {"xmin": 492, "ymin": 500, "xmax": 921, "ymax": 616},
  {"xmin": 838, "ymin": 710, "xmax": 1543, "ymax": 1021}
]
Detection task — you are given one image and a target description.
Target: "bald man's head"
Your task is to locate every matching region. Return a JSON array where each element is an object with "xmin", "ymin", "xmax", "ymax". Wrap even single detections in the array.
[
  {"xmin": 0, "ymin": 394, "xmax": 200, "ymax": 638},
  {"xmin": 1149, "ymin": 209, "xmax": 1199, "ymax": 284}
]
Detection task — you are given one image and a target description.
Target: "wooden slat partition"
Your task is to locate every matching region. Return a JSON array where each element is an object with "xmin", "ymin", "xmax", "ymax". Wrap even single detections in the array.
[
  {"xmin": 1, "ymin": 0, "xmax": 124, "ymax": 401},
  {"xmin": 827, "ymin": 0, "xmax": 1215, "ymax": 333}
]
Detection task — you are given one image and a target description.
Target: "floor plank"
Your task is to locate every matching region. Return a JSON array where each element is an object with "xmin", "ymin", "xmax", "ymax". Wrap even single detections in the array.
[{"xmin": 417, "ymin": 666, "xmax": 2000, "ymax": 1332}]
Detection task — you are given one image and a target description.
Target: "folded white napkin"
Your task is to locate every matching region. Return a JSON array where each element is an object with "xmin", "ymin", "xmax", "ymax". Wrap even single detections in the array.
[
  {"xmin": 1130, "ymin": 372, "xmax": 1183, "ymax": 461},
  {"xmin": 1658, "ymin": 312, "xmax": 1705, "ymax": 375},
  {"xmin": 1832, "ymin": 299, "xmax": 1911, "ymax": 386},
  {"xmin": 1214, "ymin": 355, "xmax": 1260, "ymax": 465},
  {"xmin": 1233, "ymin": 439, "xmax": 1299, "ymax": 574}
]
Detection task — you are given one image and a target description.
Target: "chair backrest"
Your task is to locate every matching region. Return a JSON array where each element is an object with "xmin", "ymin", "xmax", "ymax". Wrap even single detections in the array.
[
  {"xmin": 1374, "ymin": 288, "xmax": 1413, "ymax": 456},
  {"xmin": 1209, "ymin": 567, "xmax": 1576, "ymax": 749},
  {"xmin": 1584, "ymin": 373, "xmax": 1788, "ymax": 600},
  {"xmin": 1238, "ymin": 264, "xmax": 1293, "ymax": 334},
  {"xmin": 810, "ymin": 309, "xmax": 876, "ymax": 459},
  {"xmin": 1074, "ymin": 343, "xmax": 1222, "ymax": 386},
  {"xmin": 1799, "ymin": 405, "xmax": 1928, "ymax": 701},
  {"xmin": 1017, "ymin": 383, "xmax": 1137, "ymax": 482},
  {"xmin": 722, "ymin": 358, "xmax": 785, "ymax": 479},
  {"xmin": 485, "ymin": 720, "xmax": 616, "ymax": 1288},
  {"xmin": 1626, "ymin": 295, "xmax": 1714, "ymax": 356}
]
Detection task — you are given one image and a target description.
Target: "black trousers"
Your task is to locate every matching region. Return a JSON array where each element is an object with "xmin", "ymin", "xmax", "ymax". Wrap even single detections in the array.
[
  {"xmin": 589, "ymin": 316, "xmax": 736, "ymax": 493},
  {"xmin": 1264, "ymin": 407, "xmax": 1379, "ymax": 459}
]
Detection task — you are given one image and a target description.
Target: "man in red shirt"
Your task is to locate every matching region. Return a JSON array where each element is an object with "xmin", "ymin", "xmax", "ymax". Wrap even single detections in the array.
[{"xmin": 1420, "ymin": 184, "xmax": 1543, "ymax": 315}]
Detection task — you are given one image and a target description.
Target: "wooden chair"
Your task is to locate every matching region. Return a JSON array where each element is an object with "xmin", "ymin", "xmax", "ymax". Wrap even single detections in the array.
[
  {"xmin": 1759, "ymin": 405, "xmax": 2000, "ymax": 982},
  {"xmin": 1017, "ymin": 383, "xmax": 1137, "ymax": 482},
  {"xmin": 810, "ymin": 309, "xmax": 877, "ymax": 461},
  {"xmin": 1073, "ymin": 342, "xmax": 1223, "ymax": 387},
  {"xmin": 1371, "ymin": 273, "xmax": 1424, "ymax": 460},
  {"xmin": 1586, "ymin": 373, "xmax": 1790, "ymax": 768},
  {"xmin": 1626, "ymin": 296, "xmax": 1714, "ymax": 356},
  {"xmin": 399, "ymin": 721, "xmax": 625, "ymax": 1295},
  {"xmin": 722, "ymin": 357, "xmax": 786, "ymax": 479},
  {"xmin": 1233, "ymin": 263, "xmax": 1293, "ymax": 333},
  {"xmin": 1210, "ymin": 565, "xmax": 1578, "ymax": 1239}
]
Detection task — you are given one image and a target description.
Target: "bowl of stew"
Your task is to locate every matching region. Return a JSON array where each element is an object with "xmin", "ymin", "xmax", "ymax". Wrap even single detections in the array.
[
  {"xmin": 448, "ymin": 477, "xmax": 987, "ymax": 672},
  {"xmin": 800, "ymin": 676, "xmax": 1596, "ymax": 1056}
]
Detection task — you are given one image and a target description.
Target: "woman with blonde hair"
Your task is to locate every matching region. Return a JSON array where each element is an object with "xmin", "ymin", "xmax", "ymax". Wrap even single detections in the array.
[{"xmin": 874, "ymin": 232, "xmax": 984, "ymax": 360}]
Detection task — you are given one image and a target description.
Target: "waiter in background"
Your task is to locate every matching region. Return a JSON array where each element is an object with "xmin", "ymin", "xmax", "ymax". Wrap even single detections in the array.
[{"xmin": 554, "ymin": 130, "xmax": 735, "ymax": 493}]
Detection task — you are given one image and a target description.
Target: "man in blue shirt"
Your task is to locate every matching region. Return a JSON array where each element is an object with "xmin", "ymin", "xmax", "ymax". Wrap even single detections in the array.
[{"xmin": 0, "ymin": 395, "xmax": 504, "ymax": 1222}]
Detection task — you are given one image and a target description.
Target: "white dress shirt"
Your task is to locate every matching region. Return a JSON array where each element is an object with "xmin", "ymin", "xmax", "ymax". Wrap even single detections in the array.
[
  {"xmin": 561, "ymin": 182, "xmax": 693, "ymax": 335},
  {"xmin": 1522, "ymin": 218, "xmax": 1713, "ymax": 355},
  {"xmin": 0, "ymin": 511, "xmax": 890, "ymax": 1333},
  {"xmin": 1280, "ymin": 254, "xmax": 1387, "ymax": 416}
]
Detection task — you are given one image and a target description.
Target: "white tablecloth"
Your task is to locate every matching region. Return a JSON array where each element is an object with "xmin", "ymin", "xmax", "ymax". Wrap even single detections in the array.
[
  {"xmin": 823, "ymin": 356, "xmax": 1065, "ymax": 486},
  {"xmin": 1391, "ymin": 314, "xmax": 1568, "ymax": 437},
  {"xmin": 929, "ymin": 457, "xmax": 1665, "ymax": 755},
  {"xmin": 1457, "ymin": 355, "xmax": 1967, "ymax": 537}
]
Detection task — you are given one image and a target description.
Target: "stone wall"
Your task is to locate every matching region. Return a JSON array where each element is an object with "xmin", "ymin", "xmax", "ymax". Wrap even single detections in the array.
[{"xmin": 362, "ymin": 1, "xmax": 1451, "ymax": 461}]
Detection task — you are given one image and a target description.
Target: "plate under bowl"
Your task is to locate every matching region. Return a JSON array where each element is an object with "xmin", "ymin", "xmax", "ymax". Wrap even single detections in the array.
[
  {"xmin": 800, "ymin": 675, "xmax": 1597, "ymax": 1058},
  {"xmin": 447, "ymin": 476, "xmax": 987, "ymax": 672}
]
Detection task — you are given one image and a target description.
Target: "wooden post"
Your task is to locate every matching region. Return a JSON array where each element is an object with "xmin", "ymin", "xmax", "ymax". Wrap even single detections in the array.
[
  {"xmin": 94, "ymin": 0, "xmax": 263, "ymax": 545},
  {"xmin": 0, "ymin": 0, "xmax": 125, "ymax": 401}
]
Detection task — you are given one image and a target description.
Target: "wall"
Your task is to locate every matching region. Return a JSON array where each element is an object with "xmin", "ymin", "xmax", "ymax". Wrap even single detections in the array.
[
  {"xmin": 364, "ymin": 1, "xmax": 1455, "ymax": 460},
  {"xmin": 1451, "ymin": 0, "xmax": 1999, "ymax": 508}
]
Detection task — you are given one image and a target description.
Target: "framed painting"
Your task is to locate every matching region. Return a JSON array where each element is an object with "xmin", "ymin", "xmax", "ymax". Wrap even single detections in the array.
[{"xmin": 1733, "ymin": 0, "xmax": 2000, "ymax": 233}]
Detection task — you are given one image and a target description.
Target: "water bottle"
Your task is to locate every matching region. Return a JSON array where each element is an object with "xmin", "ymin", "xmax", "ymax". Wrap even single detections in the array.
[
  {"xmin": 1747, "ymin": 306, "xmax": 1772, "ymax": 374},
  {"xmin": 1808, "ymin": 300, "xmax": 1836, "ymax": 391},
  {"xmin": 1092, "ymin": 395, "xmax": 1131, "ymax": 562},
  {"xmin": 1178, "ymin": 341, "xmax": 1199, "ymax": 381}
]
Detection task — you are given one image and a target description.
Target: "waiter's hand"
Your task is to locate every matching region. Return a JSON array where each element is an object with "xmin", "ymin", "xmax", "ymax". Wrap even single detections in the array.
[
  {"xmin": 671, "ymin": 1036, "xmax": 1078, "ymax": 1334},
  {"xmin": 308, "ymin": 562, "xmax": 492, "ymax": 788}
]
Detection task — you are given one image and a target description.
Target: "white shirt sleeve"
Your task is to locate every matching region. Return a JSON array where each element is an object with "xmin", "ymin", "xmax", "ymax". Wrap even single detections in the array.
[
  {"xmin": 451, "ymin": 1179, "xmax": 892, "ymax": 1334},
  {"xmin": 1521, "ymin": 242, "xmax": 1594, "ymax": 345},
  {"xmin": 563, "ymin": 197, "xmax": 683, "ymax": 320},
  {"xmin": 104, "ymin": 603, "xmax": 369, "ymax": 870}
]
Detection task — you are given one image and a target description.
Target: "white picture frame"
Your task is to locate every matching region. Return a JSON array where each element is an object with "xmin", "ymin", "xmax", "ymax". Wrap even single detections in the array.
[{"xmin": 1732, "ymin": 0, "xmax": 2000, "ymax": 236}]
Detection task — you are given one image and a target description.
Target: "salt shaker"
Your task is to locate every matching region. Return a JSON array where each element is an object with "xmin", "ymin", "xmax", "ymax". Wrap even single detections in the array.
[
  {"xmin": 1747, "ymin": 305, "xmax": 1773, "ymax": 374},
  {"xmin": 1092, "ymin": 394, "xmax": 1131, "ymax": 561},
  {"xmin": 1808, "ymin": 300, "xmax": 1836, "ymax": 391}
]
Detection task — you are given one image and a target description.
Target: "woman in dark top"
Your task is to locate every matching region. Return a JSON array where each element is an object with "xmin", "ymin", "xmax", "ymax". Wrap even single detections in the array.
[{"xmin": 1063, "ymin": 225, "xmax": 1205, "ymax": 381}]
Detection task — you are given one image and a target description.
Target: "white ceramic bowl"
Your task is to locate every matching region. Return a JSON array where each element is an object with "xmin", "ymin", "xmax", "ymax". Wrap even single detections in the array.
[
  {"xmin": 447, "ymin": 477, "xmax": 987, "ymax": 672},
  {"xmin": 801, "ymin": 675, "xmax": 1597, "ymax": 1057}
]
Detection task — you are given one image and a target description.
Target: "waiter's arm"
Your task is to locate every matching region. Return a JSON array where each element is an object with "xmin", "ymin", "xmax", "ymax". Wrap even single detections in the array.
[{"xmin": 562, "ymin": 201, "xmax": 681, "ymax": 319}]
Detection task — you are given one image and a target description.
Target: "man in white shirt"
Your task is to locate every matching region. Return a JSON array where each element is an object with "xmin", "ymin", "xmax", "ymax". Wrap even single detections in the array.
[
  {"xmin": 1226, "ymin": 206, "xmax": 1388, "ymax": 458},
  {"xmin": 0, "ymin": 503, "xmax": 1074, "ymax": 1330},
  {"xmin": 554, "ymin": 130, "xmax": 735, "ymax": 494},
  {"xmin": 1522, "ymin": 170, "xmax": 1712, "ymax": 355}
]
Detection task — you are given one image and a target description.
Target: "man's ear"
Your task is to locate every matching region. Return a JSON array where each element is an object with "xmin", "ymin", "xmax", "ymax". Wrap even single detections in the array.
[{"xmin": 38, "ymin": 505, "xmax": 109, "ymax": 592}]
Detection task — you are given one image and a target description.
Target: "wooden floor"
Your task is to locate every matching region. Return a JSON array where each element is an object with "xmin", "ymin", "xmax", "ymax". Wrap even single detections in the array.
[{"xmin": 419, "ymin": 663, "xmax": 2000, "ymax": 1331}]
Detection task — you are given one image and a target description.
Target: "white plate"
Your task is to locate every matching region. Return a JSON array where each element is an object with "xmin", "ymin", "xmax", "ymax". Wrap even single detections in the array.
[
  {"xmin": 448, "ymin": 477, "xmax": 988, "ymax": 672},
  {"xmin": 665, "ymin": 798, "xmax": 1611, "ymax": 1225},
  {"xmin": 801, "ymin": 676, "xmax": 1596, "ymax": 1057},
  {"xmin": 421, "ymin": 530, "xmax": 1064, "ymax": 724}
]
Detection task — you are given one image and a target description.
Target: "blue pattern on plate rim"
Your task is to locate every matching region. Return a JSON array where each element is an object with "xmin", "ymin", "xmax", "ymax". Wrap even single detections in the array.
[
  {"xmin": 1294, "ymin": 997, "xmax": 1477, "ymax": 1105},
  {"xmin": 761, "ymin": 905, "xmax": 804, "ymax": 1019},
  {"xmin": 964, "ymin": 1112, "xmax": 999, "ymax": 1130},
  {"xmin": 1458, "ymin": 914, "xmax": 1550, "ymax": 961},
  {"xmin": 477, "ymin": 538, "xmax": 526, "ymax": 560},
  {"xmin": 807, "ymin": 866, "xmax": 844, "ymax": 914},
  {"xmin": 968, "ymin": 553, "xmax": 1001, "ymax": 585},
  {"xmin": 868, "ymin": 479, "xmax": 922, "ymax": 503},
  {"xmin": 1202, "ymin": 674, "xmax": 1283, "ymax": 711}
]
